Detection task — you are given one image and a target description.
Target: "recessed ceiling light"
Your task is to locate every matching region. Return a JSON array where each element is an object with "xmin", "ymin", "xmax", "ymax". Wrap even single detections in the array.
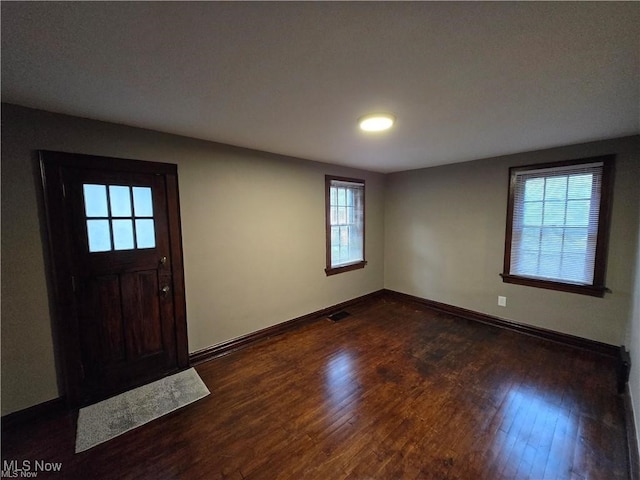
[{"xmin": 358, "ymin": 113, "xmax": 395, "ymax": 132}]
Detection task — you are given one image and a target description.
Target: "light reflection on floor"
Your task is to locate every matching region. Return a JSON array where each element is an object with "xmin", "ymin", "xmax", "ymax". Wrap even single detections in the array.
[
  {"xmin": 324, "ymin": 351, "xmax": 359, "ymax": 411},
  {"xmin": 491, "ymin": 386, "xmax": 577, "ymax": 477}
]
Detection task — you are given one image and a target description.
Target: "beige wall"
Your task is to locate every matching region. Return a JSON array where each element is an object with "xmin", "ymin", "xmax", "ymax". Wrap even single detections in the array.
[
  {"xmin": 385, "ymin": 136, "xmax": 640, "ymax": 346},
  {"xmin": 627, "ymin": 182, "xmax": 640, "ymax": 459},
  {"xmin": 2, "ymin": 103, "xmax": 638, "ymax": 418},
  {"xmin": 0, "ymin": 104, "xmax": 385, "ymax": 415}
]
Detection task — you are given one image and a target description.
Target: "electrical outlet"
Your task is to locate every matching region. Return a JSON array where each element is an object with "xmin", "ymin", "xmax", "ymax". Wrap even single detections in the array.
[{"xmin": 498, "ymin": 296, "xmax": 507, "ymax": 307}]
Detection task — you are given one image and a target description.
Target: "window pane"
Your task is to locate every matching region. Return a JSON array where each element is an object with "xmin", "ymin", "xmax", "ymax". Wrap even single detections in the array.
[
  {"xmin": 524, "ymin": 178, "xmax": 544, "ymax": 201},
  {"xmin": 568, "ymin": 174, "xmax": 592, "ymax": 199},
  {"xmin": 540, "ymin": 228, "xmax": 563, "ymax": 253},
  {"xmin": 337, "ymin": 188, "xmax": 346, "ymax": 206},
  {"xmin": 520, "ymin": 227, "xmax": 541, "ymax": 251},
  {"xmin": 338, "ymin": 207, "xmax": 347, "ymax": 224},
  {"xmin": 331, "ymin": 226, "xmax": 339, "ymax": 246},
  {"xmin": 331, "ymin": 245, "xmax": 340, "ymax": 263},
  {"xmin": 564, "ymin": 229, "xmax": 588, "ymax": 253},
  {"xmin": 347, "ymin": 206, "xmax": 354, "ymax": 224},
  {"xmin": 561, "ymin": 253, "xmax": 588, "ymax": 283},
  {"xmin": 337, "ymin": 226, "xmax": 348, "ymax": 262},
  {"xmin": 349, "ymin": 227, "xmax": 363, "ymax": 261},
  {"xmin": 340, "ymin": 226, "xmax": 349, "ymax": 247},
  {"xmin": 543, "ymin": 201, "xmax": 565, "ymax": 226},
  {"xmin": 523, "ymin": 202, "xmax": 542, "ymax": 226},
  {"xmin": 132, "ymin": 187, "xmax": 154, "ymax": 217},
  {"xmin": 83, "ymin": 184, "xmax": 109, "ymax": 217},
  {"xmin": 109, "ymin": 186, "xmax": 132, "ymax": 217},
  {"xmin": 135, "ymin": 219, "xmax": 156, "ymax": 249},
  {"xmin": 86, "ymin": 220, "xmax": 111, "ymax": 252},
  {"xmin": 330, "ymin": 187, "xmax": 337, "ymax": 206},
  {"xmin": 566, "ymin": 200, "xmax": 590, "ymax": 227},
  {"xmin": 513, "ymin": 252, "xmax": 538, "ymax": 276},
  {"xmin": 112, "ymin": 219, "xmax": 134, "ymax": 250},
  {"xmin": 539, "ymin": 254, "xmax": 561, "ymax": 279},
  {"xmin": 545, "ymin": 176, "xmax": 567, "ymax": 200}
]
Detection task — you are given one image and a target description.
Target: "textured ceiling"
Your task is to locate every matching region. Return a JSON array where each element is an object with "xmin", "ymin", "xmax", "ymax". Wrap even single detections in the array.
[{"xmin": 2, "ymin": 2, "xmax": 639, "ymax": 173}]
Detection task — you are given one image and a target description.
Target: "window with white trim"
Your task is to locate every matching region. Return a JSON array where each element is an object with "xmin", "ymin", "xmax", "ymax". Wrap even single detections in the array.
[
  {"xmin": 325, "ymin": 176, "xmax": 366, "ymax": 275},
  {"xmin": 501, "ymin": 155, "xmax": 614, "ymax": 297}
]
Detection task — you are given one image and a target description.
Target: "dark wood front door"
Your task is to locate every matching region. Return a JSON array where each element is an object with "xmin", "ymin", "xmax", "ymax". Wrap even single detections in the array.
[{"xmin": 40, "ymin": 151, "xmax": 189, "ymax": 406}]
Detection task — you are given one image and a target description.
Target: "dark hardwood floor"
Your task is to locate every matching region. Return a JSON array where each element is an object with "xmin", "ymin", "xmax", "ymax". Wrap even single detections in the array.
[{"xmin": 1, "ymin": 297, "xmax": 629, "ymax": 479}]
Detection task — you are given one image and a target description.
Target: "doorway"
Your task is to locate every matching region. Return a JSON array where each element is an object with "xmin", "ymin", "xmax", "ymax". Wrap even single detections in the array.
[{"xmin": 40, "ymin": 151, "xmax": 189, "ymax": 406}]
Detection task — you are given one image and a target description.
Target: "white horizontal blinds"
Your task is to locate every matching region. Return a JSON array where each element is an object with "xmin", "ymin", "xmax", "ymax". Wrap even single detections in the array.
[
  {"xmin": 329, "ymin": 180, "xmax": 364, "ymax": 267},
  {"xmin": 510, "ymin": 162, "xmax": 603, "ymax": 285}
]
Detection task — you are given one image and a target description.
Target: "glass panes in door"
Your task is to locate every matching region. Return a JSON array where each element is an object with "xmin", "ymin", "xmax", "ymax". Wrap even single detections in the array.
[{"xmin": 83, "ymin": 184, "xmax": 156, "ymax": 252}]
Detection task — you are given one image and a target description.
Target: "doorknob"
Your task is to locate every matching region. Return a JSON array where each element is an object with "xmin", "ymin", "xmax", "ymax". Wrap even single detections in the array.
[
  {"xmin": 160, "ymin": 256, "xmax": 167, "ymax": 266},
  {"xmin": 160, "ymin": 285, "xmax": 170, "ymax": 296}
]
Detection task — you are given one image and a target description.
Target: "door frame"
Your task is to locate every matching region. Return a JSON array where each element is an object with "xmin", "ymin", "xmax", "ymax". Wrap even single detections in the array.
[{"xmin": 39, "ymin": 150, "xmax": 189, "ymax": 406}]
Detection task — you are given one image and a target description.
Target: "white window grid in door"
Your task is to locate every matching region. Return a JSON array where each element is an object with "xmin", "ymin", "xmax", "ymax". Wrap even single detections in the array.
[{"xmin": 83, "ymin": 184, "xmax": 156, "ymax": 253}]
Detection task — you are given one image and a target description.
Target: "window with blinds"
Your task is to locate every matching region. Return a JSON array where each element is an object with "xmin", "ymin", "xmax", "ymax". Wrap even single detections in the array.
[
  {"xmin": 325, "ymin": 176, "xmax": 366, "ymax": 275},
  {"xmin": 502, "ymin": 156, "xmax": 614, "ymax": 297}
]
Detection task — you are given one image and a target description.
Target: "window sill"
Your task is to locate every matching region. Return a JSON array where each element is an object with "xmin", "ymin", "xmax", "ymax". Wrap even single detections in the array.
[
  {"xmin": 500, "ymin": 273, "xmax": 607, "ymax": 297},
  {"xmin": 325, "ymin": 261, "xmax": 367, "ymax": 276}
]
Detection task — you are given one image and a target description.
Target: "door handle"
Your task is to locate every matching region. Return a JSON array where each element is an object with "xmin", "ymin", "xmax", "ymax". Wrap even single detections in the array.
[
  {"xmin": 160, "ymin": 256, "xmax": 167, "ymax": 266},
  {"xmin": 160, "ymin": 285, "xmax": 170, "ymax": 296}
]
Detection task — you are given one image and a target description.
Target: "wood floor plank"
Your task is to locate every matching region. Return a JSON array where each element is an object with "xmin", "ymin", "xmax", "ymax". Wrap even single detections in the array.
[{"xmin": 1, "ymin": 296, "xmax": 629, "ymax": 479}]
